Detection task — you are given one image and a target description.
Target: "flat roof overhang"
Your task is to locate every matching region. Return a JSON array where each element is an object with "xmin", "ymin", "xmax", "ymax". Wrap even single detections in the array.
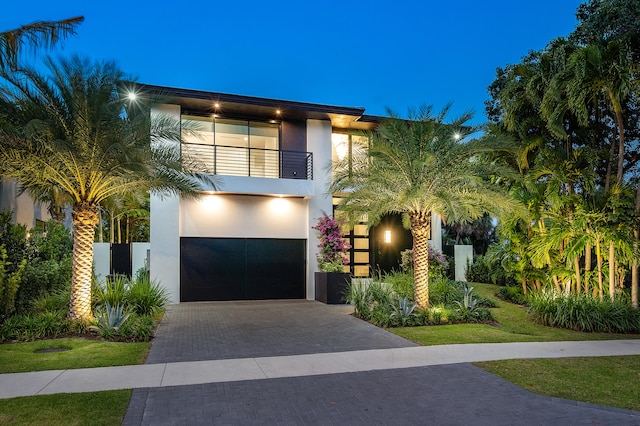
[{"xmin": 136, "ymin": 83, "xmax": 379, "ymax": 130}]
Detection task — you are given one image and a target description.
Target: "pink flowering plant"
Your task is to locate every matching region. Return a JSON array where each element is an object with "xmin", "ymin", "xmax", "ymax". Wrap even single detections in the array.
[{"xmin": 312, "ymin": 212, "xmax": 351, "ymax": 272}]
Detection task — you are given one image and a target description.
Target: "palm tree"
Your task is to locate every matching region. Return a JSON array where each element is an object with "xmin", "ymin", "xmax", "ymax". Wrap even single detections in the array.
[
  {"xmin": 330, "ymin": 105, "xmax": 515, "ymax": 308},
  {"xmin": 1, "ymin": 16, "xmax": 84, "ymax": 69},
  {"xmin": 0, "ymin": 55, "xmax": 214, "ymax": 320}
]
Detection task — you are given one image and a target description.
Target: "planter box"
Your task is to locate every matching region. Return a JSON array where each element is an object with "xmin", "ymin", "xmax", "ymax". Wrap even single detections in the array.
[{"xmin": 314, "ymin": 272, "xmax": 350, "ymax": 304}]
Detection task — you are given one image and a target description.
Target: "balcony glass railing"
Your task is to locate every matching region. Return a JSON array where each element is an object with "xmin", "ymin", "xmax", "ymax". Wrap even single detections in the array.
[{"xmin": 182, "ymin": 143, "xmax": 313, "ymax": 180}]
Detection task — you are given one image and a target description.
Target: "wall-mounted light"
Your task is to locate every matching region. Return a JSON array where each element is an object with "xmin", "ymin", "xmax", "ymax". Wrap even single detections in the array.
[
  {"xmin": 332, "ymin": 134, "xmax": 349, "ymax": 160},
  {"xmin": 384, "ymin": 230, "xmax": 391, "ymax": 244}
]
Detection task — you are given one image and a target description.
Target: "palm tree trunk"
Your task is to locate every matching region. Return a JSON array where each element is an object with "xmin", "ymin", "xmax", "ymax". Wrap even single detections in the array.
[
  {"xmin": 604, "ymin": 127, "xmax": 616, "ymax": 192},
  {"xmin": 109, "ymin": 209, "xmax": 115, "ymax": 244},
  {"xmin": 97, "ymin": 209, "xmax": 103, "ymax": 243},
  {"xmin": 596, "ymin": 238, "xmax": 603, "ymax": 301},
  {"xmin": 609, "ymin": 241, "xmax": 615, "ymax": 301},
  {"xmin": 585, "ymin": 242, "xmax": 592, "ymax": 294},
  {"xmin": 410, "ymin": 211, "xmax": 431, "ymax": 308},
  {"xmin": 574, "ymin": 256, "xmax": 581, "ymax": 295},
  {"xmin": 632, "ymin": 228, "xmax": 638, "ymax": 309},
  {"xmin": 615, "ymin": 111, "xmax": 625, "ymax": 186},
  {"xmin": 69, "ymin": 202, "xmax": 99, "ymax": 321}
]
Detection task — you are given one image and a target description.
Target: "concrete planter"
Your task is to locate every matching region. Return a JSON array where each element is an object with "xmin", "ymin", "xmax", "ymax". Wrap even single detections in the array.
[{"xmin": 314, "ymin": 272, "xmax": 350, "ymax": 304}]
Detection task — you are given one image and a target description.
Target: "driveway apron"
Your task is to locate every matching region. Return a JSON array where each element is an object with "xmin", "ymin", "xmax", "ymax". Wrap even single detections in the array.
[
  {"xmin": 124, "ymin": 300, "xmax": 640, "ymax": 425},
  {"xmin": 144, "ymin": 300, "xmax": 416, "ymax": 364}
]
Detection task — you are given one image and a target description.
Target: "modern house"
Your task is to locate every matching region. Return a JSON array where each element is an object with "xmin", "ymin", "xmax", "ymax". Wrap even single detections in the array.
[
  {"xmin": 0, "ymin": 180, "xmax": 50, "ymax": 228},
  {"xmin": 144, "ymin": 84, "xmax": 443, "ymax": 303}
]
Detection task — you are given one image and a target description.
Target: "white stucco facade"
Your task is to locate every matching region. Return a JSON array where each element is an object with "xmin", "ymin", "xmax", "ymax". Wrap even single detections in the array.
[{"xmin": 149, "ymin": 100, "xmax": 336, "ymax": 303}]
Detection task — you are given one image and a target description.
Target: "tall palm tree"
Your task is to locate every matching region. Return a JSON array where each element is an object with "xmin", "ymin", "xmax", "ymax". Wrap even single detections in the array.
[
  {"xmin": 330, "ymin": 105, "xmax": 515, "ymax": 308},
  {"xmin": 0, "ymin": 55, "xmax": 214, "ymax": 320},
  {"xmin": 1, "ymin": 16, "xmax": 84, "ymax": 69}
]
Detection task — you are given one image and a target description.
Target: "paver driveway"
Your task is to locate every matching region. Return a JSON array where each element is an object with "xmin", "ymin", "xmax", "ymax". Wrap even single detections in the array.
[
  {"xmin": 144, "ymin": 300, "xmax": 416, "ymax": 363},
  {"xmin": 124, "ymin": 300, "xmax": 640, "ymax": 425}
]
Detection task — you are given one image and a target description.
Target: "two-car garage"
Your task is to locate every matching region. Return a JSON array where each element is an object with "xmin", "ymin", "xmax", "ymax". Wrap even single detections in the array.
[{"xmin": 180, "ymin": 237, "xmax": 306, "ymax": 302}]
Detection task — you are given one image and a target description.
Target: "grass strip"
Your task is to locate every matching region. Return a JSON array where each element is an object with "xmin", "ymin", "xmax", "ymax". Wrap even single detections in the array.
[
  {"xmin": 474, "ymin": 355, "xmax": 640, "ymax": 412},
  {"xmin": 0, "ymin": 338, "xmax": 150, "ymax": 373},
  {"xmin": 0, "ymin": 390, "xmax": 132, "ymax": 425}
]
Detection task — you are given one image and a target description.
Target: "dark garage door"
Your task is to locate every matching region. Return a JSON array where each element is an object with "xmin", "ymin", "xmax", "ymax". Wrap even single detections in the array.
[{"xmin": 180, "ymin": 238, "xmax": 306, "ymax": 302}]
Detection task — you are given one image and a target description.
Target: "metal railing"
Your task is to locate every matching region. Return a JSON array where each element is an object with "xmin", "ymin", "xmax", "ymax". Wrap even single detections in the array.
[{"xmin": 182, "ymin": 143, "xmax": 313, "ymax": 180}]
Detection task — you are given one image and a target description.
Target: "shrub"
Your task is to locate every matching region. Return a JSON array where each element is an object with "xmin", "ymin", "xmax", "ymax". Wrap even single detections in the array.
[
  {"xmin": 465, "ymin": 255, "xmax": 491, "ymax": 283},
  {"xmin": 0, "ymin": 211, "xmax": 26, "ymax": 272},
  {"xmin": 126, "ymin": 275, "xmax": 170, "ymax": 316},
  {"xmin": 0, "ymin": 245, "xmax": 25, "ymax": 319},
  {"xmin": 312, "ymin": 212, "xmax": 350, "ymax": 272},
  {"xmin": 429, "ymin": 277, "xmax": 463, "ymax": 306},
  {"xmin": 528, "ymin": 290, "xmax": 640, "ymax": 333},
  {"xmin": 345, "ymin": 278, "xmax": 395, "ymax": 321},
  {"xmin": 0, "ymin": 311, "xmax": 69, "ymax": 342},
  {"xmin": 16, "ymin": 256, "xmax": 71, "ymax": 313},
  {"xmin": 117, "ymin": 313, "xmax": 157, "ymax": 341},
  {"xmin": 93, "ymin": 275, "xmax": 129, "ymax": 308},
  {"xmin": 497, "ymin": 285, "xmax": 528, "ymax": 306},
  {"xmin": 383, "ymin": 271, "xmax": 414, "ymax": 300},
  {"xmin": 31, "ymin": 289, "xmax": 70, "ymax": 314}
]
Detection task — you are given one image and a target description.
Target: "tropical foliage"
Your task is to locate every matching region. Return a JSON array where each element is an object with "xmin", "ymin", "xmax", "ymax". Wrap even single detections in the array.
[
  {"xmin": 0, "ymin": 55, "xmax": 214, "ymax": 321},
  {"xmin": 484, "ymin": 0, "xmax": 640, "ymax": 309},
  {"xmin": 0, "ymin": 16, "xmax": 84, "ymax": 69},
  {"xmin": 330, "ymin": 105, "xmax": 514, "ymax": 307}
]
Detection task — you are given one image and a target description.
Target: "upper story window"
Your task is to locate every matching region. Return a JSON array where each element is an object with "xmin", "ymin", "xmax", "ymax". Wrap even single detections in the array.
[
  {"xmin": 331, "ymin": 133, "xmax": 369, "ymax": 178},
  {"xmin": 182, "ymin": 115, "xmax": 280, "ymax": 178}
]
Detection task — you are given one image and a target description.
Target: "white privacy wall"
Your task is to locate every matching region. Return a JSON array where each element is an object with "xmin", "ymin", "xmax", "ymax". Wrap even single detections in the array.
[
  {"xmin": 149, "ymin": 104, "xmax": 182, "ymax": 303},
  {"xmin": 306, "ymin": 119, "xmax": 333, "ymax": 300}
]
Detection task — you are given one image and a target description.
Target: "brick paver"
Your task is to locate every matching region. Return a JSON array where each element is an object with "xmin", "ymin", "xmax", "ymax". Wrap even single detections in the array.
[
  {"xmin": 145, "ymin": 300, "xmax": 416, "ymax": 364},
  {"xmin": 124, "ymin": 364, "xmax": 639, "ymax": 425},
  {"xmin": 124, "ymin": 300, "xmax": 640, "ymax": 425}
]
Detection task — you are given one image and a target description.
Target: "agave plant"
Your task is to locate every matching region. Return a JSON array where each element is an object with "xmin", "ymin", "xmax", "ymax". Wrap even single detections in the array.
[
  {"xmin": 89, "ymin": 303, "xmax": 130, "ymax": 339},
  {"xmin": 389, "ymin": 296, "xmax": 418, "ymax": 326},
  {"xmin": 454, "ymin": 284, "xmax": 480, "ymax": 321}
]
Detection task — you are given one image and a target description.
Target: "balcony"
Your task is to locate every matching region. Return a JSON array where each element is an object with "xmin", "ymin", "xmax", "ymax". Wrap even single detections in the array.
[{"xmin": 182, "ymin": 143, "xmax": 313, "ymax": 180}]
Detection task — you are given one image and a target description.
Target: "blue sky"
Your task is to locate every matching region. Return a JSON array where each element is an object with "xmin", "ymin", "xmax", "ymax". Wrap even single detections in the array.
[{"xmin": 3, "ymin": 1, "xmax": 584, "ymax": 122}]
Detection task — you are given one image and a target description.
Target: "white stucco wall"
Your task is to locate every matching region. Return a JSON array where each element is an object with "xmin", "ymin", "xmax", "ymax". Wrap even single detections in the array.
[
  {"xmin": 306, "ymin": 119, "xmax": 334, "ymax": 300},
  {"xmin": 454, "ymin": 244, "xmax": 474, "ymax": 282},
  {"xmin": 132, "ymin": 242, "xmax": 150, "ymax": 275},
  {"xmin": 0, "ymin": 179, "xmax": 50, "ymax": 228},
  {"xmin": 93, "ymin": 243, "xmax": 110, "ymax": 282},
  {"xmin": 149, "ymin": 104, "xmax": 182, "ymax": 303},
  {"xmin": 181, "ymin": 195, "xmax": 307, "ymax": 238}
]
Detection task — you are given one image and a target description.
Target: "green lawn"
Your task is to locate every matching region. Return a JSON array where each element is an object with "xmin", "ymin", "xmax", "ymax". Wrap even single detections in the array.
[
  {"xmin": 0, "ymin": 338, "xmax": 150, "ymax": 374},
  {"xmin": 389, "ymin": 283, "xmax": 640, "ymax": 412},
  {"xmin": 0, "ymin": 338, "xmax": 149, "ymax": 424},
  {"xmin": 475, "ymin": 356, "xmax": 640, "ymax": 411},
  {"xmin": 390, "ymin": 283, "xmax": 640, "ymax": 346},
  {"xmin": 0, "ymin": 390, "xmax": 131, "ymax": 425}
]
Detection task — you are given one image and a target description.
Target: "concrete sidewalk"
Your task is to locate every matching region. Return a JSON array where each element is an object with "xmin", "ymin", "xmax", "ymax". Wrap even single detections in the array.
[{"xmin": 2, "ymin": 339, "xmax": 639, "ymax": 400}]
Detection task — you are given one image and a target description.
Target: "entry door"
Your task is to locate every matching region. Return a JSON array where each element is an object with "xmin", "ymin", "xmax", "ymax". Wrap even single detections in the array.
[{"xmin": 180, "ymin": 238, "xmax": 306, "ymax": 302}]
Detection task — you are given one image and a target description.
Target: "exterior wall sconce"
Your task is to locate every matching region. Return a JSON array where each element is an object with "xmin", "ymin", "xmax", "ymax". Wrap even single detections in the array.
[{"xmin": 384, "ymin": 230, "xmax": 391, "ymax": 244}]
